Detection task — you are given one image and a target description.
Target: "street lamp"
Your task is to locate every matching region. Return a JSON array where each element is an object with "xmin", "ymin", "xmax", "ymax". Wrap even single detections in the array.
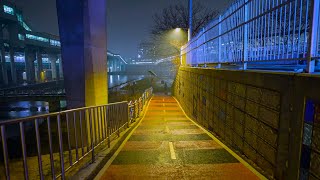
[{"xmin": 188, "ymin": 0, "xmax": 193, "ymax": 41}]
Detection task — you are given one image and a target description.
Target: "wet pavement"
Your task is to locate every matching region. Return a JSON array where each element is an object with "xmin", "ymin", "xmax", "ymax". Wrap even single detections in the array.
[{"xmin": 98, "ymin": 95, "xmax": 261, "ymax": 179}]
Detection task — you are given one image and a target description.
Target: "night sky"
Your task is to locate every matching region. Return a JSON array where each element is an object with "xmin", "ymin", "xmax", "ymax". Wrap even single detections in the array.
[{"xmin": 13, "ymin": 0, "xmax": 230, "ymax": 58}]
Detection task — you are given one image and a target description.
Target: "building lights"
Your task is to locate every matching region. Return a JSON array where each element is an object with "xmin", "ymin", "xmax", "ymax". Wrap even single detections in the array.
[
  {"xmin": 50, "ymin": 40, "xmax": 61, "ymax": 47},
  {"xmin": 26, "ymin": 34, "xmax": 49, "ymax": 43},
  {"xmin": 3, "ymin": 5, "xmax": 14, "ymax": 15}
]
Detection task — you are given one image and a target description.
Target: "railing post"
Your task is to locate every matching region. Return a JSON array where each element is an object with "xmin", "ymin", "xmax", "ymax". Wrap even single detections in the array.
[
  {"xmin": 1, "ymin": 125, "xmax": 10, "ymax": 180},
  {"xmin": 242, "ymin": 0, "xmax": 249, "ymax": 70},
  {"xmin": 127, "ymin": 103, "xmax": 130, "ymax": 128},
  {"xmin": 218, "ymin": 15, "xmax": 222, "ymax": 68},
  {"xmin": 307, "ymin": 0, "xmax": 319, "ymax": 73}
]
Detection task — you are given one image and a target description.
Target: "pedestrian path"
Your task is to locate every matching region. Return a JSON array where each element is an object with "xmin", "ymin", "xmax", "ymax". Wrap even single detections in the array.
[{"xmin": 96, "ymin": 95, "xmax": 263, "ymax": 179}]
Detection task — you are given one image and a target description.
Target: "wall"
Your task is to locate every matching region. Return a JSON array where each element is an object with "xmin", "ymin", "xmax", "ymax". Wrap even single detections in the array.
[{"xmin": 174, "ymin": 67, "xmax": 320, "ymax": 179}]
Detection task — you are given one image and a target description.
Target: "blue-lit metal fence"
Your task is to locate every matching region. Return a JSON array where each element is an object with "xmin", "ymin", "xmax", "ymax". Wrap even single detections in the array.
[
  {"xmin": 0, "ymin": 87, "xmax": 153, "ymax": 180},
  {"xmin": 181, "ymin": 0, "xmax": 320, "ymax": 72}
]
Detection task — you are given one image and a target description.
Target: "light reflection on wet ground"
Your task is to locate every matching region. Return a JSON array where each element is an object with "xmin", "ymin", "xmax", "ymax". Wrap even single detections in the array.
[{"xmin": 99, "ymin": 95, "xmax": 260, "ymax": 179}]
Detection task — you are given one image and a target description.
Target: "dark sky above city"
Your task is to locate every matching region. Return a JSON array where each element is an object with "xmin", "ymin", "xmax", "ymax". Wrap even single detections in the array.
[{"xmin": 13, "ymin": 0, "xmax": 230, "ymax": 59}]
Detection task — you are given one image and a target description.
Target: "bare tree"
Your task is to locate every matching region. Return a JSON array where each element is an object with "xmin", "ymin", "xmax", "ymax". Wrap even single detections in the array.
[
  {"xmin": 149, "ymin": 2, "xmax": 219, "ymax": 58},
  {"xmin": 152, "ymin": 2, "xmax": 218, "ymax": 36}
]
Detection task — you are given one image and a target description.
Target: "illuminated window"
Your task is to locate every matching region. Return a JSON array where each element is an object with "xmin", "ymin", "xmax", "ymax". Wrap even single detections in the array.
[
  {"xmin": 50, "ymin": 39, "xmax": 61, "ymax": 47},
  {"xmin": 26, "ymin": 34, "xmax": 49, "ymax": 43},
  {"xmin": 3, "ymin": 5, "xmax": 14, "ymax": 15},
  {"xmin": 18, "ymin": 34, "xmax": 25, "ymax": 41}
]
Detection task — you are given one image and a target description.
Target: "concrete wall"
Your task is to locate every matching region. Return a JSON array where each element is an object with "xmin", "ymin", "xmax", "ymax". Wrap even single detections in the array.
[{"xmin": 174, "ymin": 67, "xmax": 320, "ymax": 179}]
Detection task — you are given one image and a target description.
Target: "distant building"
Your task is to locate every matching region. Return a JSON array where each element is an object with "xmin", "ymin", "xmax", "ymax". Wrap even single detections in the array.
[{"xmin": 137, "ymin": 42, "xmax": 156, "ymax": 62}]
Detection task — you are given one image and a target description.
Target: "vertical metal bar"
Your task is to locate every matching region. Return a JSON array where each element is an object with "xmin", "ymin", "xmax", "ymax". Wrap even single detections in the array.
[
  {"xmin": 66, "ymin": 113, "xmax": 72, "ymax": 166},
  {"xmin": 47, "ymin": 117, "xmax": 56, "ymax": 179},
  {"xmin": 57, "ymin": 114, "xmax": 65, "ymax": 180},
  {"xmin": 263, "ymin": 0, "xmax": 268, "ymax": 60},
  {"xmin": 271, "ymin": 0, "xmax": 275, "ymax": 60},
  {"xmin": 99, "ymin": 107, "xmax": 103, "ymax": 142},
  {"xmin": 89, "ymin": 108, "xmax": 95, "ymax": 163},
  {"xmin": 73, "ymin": 111, "xmax": 79, "ymax": 161},
  {"xmin": 282, "ymin": 1, "xmax": 287, "ymax": 59},
  {"xmin": 278, "ymin": 0, "xmax": 283, "ymax": 59},
  {"xmin": 303, "ymin": 0, "xmax": 309, "ymax": 57},
  {"xmin": 79, "ymin": 110, "xmax": 84, "ymax": 156},
  {"xmin": 117, "ymin": 105, "xmax": 120, "ymax": 137},
  {"xmin": 126, "ymin": 103, "xmax": 128, "ymax": 124},
  {"xmin": 19, "ymin": 122, "xmax": 28, "ymax": 180},
  {"xmin": 257, "ymin": 0, "xmax": 261, "ymax": 60},
  {"xmin": 103, "ymin": 106, "xmax": 108, "ymax": 141},
  {"xmin": 100, "ymin": 106, "xmax": 105, "ymax": 140},
  {"xmin": 107, "ymin": 106, "xmax": 110, "ymax": 148},
  {"xmin": 1, "ymin": 125, "xmax": 9, "ymax": 180},
  {"xmin": 307, "ymin": 0, "xmax": 319, "ymax": 72},
  {"xmin": 274, "ymin": 0, "xmax": 279, "ymax": 59},
  {"xmin": 243, "ymin": 0, "xmax": 249, "ymax": 69},
  {"xmin": 287, "ymin": 1, "xmax": 292, "ymax": 58},
  {"xmin": 35, "ymin": 119, "xmax": 44, "ymax": 180},
  {"xmin": 292, "ymin": 0, "xmax": 298, "ymax": 58},
  {"xmin": 95, "ymin": 107, "xmax": 100, "ymax": 143},
  {"xmin": 297, "ymin": 0, "xmax": 303, "ymax": 57}
]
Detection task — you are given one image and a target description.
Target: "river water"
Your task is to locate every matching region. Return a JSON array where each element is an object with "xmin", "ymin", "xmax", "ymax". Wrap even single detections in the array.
[{"xmin": 0, "ymin": 75, "xmax": 144, "ymax": 121}]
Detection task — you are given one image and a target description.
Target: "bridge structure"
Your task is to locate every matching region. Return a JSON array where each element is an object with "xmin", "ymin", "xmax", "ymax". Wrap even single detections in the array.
[
  {"xmin": 1, "ymin": 0, "xmax": 320, "ymax": 180},
  {"xmin": 0, "ymin": 0, "xmax": 127, "ymax": 87}
]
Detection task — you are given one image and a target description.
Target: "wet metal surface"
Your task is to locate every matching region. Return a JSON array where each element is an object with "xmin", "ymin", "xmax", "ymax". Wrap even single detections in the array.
[{"xmin": 99, "ymin": 95, "xmax": 259, "ymax": 179}]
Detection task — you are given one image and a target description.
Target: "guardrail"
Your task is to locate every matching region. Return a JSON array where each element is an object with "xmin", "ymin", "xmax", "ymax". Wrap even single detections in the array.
[
  {"xmin": 181, "ymin": 0, "xmax": 320, "ymax": 72},
  {"xmin": 0, "ymin": 87, "xmax": 153, "ymax": 180}
]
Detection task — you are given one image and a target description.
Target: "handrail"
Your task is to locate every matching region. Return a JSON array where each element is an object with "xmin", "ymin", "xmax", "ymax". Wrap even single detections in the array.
[
  {"xmin": 181, "ymin": 0, "xmax": 320, "ymax": 72},
  {"xmin": 0, "ymin": 87, "xmax": 153, "ymax": 180}
]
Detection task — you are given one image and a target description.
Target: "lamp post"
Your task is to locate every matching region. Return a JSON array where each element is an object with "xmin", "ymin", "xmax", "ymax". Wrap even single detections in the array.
[{"xmin": 188, "ymin": 0, "xmax": 193, "ymax": 41}]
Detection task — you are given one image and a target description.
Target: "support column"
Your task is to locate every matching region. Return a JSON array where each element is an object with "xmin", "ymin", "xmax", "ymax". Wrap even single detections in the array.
[
  {"xmin": 48, "ymin": 100, "xmax": 61, "ymax": 112},
  {"xmin": 0, "ymin": 46, "xmax": 8, "ymax": 85},
  {"xmin": 49, "ymin": 54, "xmax": 57, "ymax": 80},
  {"xmin": 36, "ymin": 51, "xmax": 43, "ymax": 82},
  {"xmin": 0, "ymin": 28, "xmax": 8, "ymax": 85},
  {"xmin": 58, "ymin": 54, "xmax": 63, "ymax": 80},
  {"xmin": 9, "ymin": 47, "xmax": 17, "ymax": 83},
  {"xmin": 24, "ymin": 49, "xmax": 36, "ymax": 83},
  {"xmin": 56, "ymin": 0, "xmax": 108, "ymax": 108}
]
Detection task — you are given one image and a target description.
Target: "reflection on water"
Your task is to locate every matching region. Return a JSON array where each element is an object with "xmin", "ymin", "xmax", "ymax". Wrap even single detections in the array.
[
  {"xmin": 0, "ymin": 101, "xmax": 49, "ymax": 121},
  {"xmin": 109, "ymin": 75, "xmax": 144, "ymax": 88},
  {"xmin": 0, "ymin": 75, "xmax": 144, "ymax": 121}
]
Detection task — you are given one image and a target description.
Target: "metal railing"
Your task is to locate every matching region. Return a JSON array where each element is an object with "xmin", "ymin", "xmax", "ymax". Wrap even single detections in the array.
[
  {"xmin": 181, "ymin": 0, "xmax": 320, "ymax": 72},
  {"xmin": 0, "ymin": 87, "xmax": 153, "ymax": 180}
]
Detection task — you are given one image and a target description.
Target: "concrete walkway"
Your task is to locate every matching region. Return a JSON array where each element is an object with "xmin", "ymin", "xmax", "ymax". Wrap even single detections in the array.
[{"xmin": 96, "ymin": 95, "xmax": 262, "ymax": 179}]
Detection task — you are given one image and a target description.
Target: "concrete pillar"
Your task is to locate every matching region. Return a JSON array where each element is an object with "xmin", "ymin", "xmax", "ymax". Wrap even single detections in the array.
[
  {"xmin": 113, "ymin": 60, "xmax": 116, "ymax": 72},
  {"xmin": 56, "ymin": 0, "xmax": 108, "ymax": 108},
  {"xmin": 36, "ymin": 51, "xmax": 43, "ymax": 82},
  {"xmin": 0, "ymin": 46, "xmax": 8, "ymax": 85},
  {"xmin": 0, "ymin": 28, "xmax": 8, "ymax": 85},
  {"xmin": 48, "ymin": 100, "xmax": 61, "ymax": 112},
  {"xmin": 49, "ymin": 54, "xmax": 57, "ymax": 80},
  {"xmin": 24, "ymin": 49, "xmax": 36, "ymax": 83},
  {"xmin": 9, "ymin": 48, "xmax": 17, "ymax": 83},
  {"xmin": 58, "ymin": 54, "xmax": 63, "ymax": 80}
]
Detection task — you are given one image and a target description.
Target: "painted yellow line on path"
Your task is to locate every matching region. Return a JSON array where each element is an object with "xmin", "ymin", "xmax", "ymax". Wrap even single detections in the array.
[{"xmin": 169, "ymin": 142, "xmax": 176, "ymax": 160}]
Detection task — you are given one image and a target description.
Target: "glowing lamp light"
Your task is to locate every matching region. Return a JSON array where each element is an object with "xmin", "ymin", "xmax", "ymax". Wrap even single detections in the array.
[{"xmin": 175, "ymin": 28, "xmax": 182, "ymax": 32}]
